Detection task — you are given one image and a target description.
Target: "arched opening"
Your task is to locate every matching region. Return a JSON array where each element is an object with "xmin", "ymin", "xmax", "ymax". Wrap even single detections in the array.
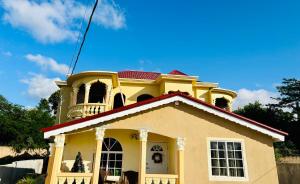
[
  {"xmin": 215, "ymin": 97, "xmax": 229, "ymax": 110},
  {"xmin": 100, "ymin": 138, "xmax": 123, "ymax": 176},
  {"xmin": 113, "ymin": 93, "xmax": 126, "ymax": 109},
  {"xmin": 137, "ymin": 94, "xmax": 154, "ymax": 102},
  {"xmin": 88, "ymin": 81, "xmax": 106, "ymax": 103},
  {"xmin": 76, "ymin": 84, "xmax": 85, "ymax": 104}
]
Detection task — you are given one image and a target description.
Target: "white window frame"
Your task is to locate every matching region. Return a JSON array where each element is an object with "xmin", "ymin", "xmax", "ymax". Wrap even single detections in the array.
[{"xmin": 207, "ymin": 137, "xmax": 249, "ymax": 182}]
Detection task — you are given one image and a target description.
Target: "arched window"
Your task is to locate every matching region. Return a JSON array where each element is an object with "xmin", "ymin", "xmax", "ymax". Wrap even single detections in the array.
[
  {"xmin": 88, "ymin": 81, "xmax": 106, "ymax": 103},
  {"xmin": 215, "ymin": 97, "xmax": 229, "ymax": 110},
  {"xmin": 137, "ymin": 94, "xmax": 154, "ymax": 102},
  {"xmin": 100, "ymin": 138, "xmax": 123, "ymax": 176},
  {"xmin": 76, "ymin": 84, "xmax": 85, "ymax": 104},
  {"xmin": 113, "ymin": 93, "xmax": 126, "ymax": 109}
]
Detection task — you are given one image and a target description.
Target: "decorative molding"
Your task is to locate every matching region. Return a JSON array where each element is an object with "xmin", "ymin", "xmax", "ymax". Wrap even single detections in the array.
[
  {"xmin": 139, "ymin": 129, "xmax": 148, "ymax": 142},
  {"xmin": 54, "ymin": 134, "xmax": 65, "ymax": 148},
  {"xmin": 95, "ymin": 127, "xmax": 106, "ymax": 141},
  {"xmin": 48, "ymin": 143, "xmax": 54, "ymax": 156},
  {"xmin": 176, "ymin": 137, "xmax": 185, "ymax": 151}
]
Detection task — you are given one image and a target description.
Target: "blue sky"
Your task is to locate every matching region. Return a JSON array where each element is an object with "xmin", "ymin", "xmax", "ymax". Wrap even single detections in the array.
[{"xmin": 0, "ymin": 0, "xmax": 300, "ymax": 108}]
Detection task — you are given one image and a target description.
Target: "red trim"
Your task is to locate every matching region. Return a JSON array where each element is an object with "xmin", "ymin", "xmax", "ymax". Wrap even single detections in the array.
[{"xmin": 41, "ymin": 92, "xmax": 288, "ymax": 136}]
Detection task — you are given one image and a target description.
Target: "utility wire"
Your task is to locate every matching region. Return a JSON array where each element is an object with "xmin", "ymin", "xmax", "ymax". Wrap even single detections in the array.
[
  {"xmin": 67, "ymin": 0, "xmax": 90, "ymax": 75},
  {"xmin": 71, "ymin": 0, "xmax": 99, "ymax": 75}
]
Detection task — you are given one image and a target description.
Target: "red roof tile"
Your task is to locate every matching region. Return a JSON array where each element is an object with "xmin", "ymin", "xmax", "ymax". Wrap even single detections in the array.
[
  {"xmin": 168, "ymin": 70, "xmax": 188, "ymax": 76},
  {"xmin": 118, "ymin": 70, "xmax": 161, "ymax": 80}
]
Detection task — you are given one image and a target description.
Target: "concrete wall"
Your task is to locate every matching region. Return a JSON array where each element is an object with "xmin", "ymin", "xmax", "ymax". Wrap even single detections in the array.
[{"xmin": 277, "ymin": 157, "xmax": 300, "ymax": 184}]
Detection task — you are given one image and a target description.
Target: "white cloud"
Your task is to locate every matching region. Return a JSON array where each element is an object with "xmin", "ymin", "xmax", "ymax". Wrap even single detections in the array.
[
  {"xmin": 21, "ymin": 73, "xmax": 59, "ymax": 100},
  {"xmin": 232, "ymin": 88, "xmax": 278, "ymax": 110},
  {"xmin": 1, "ymin": 0, "xmax": 126, "ymax": 43},
  {"xmin": 25, "ymin": 54, "xmax": 69, "ymax": 75}
]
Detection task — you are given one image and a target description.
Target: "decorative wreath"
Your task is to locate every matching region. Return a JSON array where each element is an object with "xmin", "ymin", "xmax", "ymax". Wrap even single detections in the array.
[{"xmin": 152, "ymin": 152, "xmax": 163, "ymax": 164}]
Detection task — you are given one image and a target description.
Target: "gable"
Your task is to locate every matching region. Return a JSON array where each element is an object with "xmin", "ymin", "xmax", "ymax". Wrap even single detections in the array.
[{"xmin": 42, "ymin": 93, "xmax": 287, "ymax": 141}]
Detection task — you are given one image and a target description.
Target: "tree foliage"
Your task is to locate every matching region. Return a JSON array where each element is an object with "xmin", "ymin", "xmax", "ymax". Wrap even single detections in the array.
[
  {"xmin": 0, "ymin": 95, "xmax": 55, "ymax": 153},
  {"xmin": 48, "ymin": 90, "xmax": 60, "ymax": 115}
]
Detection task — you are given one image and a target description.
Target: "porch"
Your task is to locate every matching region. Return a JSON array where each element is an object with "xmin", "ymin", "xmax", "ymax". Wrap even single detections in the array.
[{"xmin": 45, "ymin": 128, "xmax": 185, "ymax": 184}]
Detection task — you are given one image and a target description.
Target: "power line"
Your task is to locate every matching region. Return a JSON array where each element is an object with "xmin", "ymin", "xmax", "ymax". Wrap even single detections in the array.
[
  {"xmin": 67, "ymin": 0, "xmax": 91, "ymax": 75},
  {"xmin": 71, "ymin": 0, "xmax": 99, "ymax": 75}
]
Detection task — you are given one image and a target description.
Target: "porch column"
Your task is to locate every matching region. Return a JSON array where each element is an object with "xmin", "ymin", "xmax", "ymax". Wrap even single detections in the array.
[
  {"xmin": 72, "ymin": 87, "xmax": 79, "ymax": 106},
  {"xmin": 84, "ymin": 84, "xmax": 91, "ymax": 104},
  {"xmin": 177, "ymin": 137, "xmax": 185, "ymax": 184},
  {"xmin": 139, "ymin": 129, "xmax": 148, "ymax": 184},
  {"xmin": 92, "ymin": 127, "xmax": 106, "ymax": 184},
  {"xmin": 48, "ymin": 134, "xmax": 65, "ymax": 184},
  {"xmin": 45, "ymin": 143, "xmax": 54, "ymax": 184}
]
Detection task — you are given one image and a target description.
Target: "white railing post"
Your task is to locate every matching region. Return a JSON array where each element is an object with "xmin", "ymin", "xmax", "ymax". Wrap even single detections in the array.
[{"xmin": 92, "ymin": 127, "xmax": 106, "ymax": 184}]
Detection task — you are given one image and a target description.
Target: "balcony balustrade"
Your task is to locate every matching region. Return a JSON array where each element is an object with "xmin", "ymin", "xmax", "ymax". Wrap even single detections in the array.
[{"xmin": 67, "ymin": 103, "xmax": 107, "ymax": 119}]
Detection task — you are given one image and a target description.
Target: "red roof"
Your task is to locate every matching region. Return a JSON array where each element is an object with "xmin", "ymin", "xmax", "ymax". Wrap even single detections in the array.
[
  {"xmin": 118, "ymin": 70, "xmax": 161, "ymax": 80},
  {"xmin": 41, "ymin": 92, "xmax": 288, "ymax": 138},
  {"xmin": 168, "ymin": 70, "xmax": 188, "ymax": 76}
]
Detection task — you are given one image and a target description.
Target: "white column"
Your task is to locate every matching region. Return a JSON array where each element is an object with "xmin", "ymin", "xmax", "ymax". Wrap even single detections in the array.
[
  {"xmin": 139, "ymin": 129, "xmax": 148, "ymax": 184},
  {"xmin": 72, "ymin": 87, "xmax": 79, "ymax": 106},
  {"xmin": 92, "ymin": 127, "xmax": 106, "ymax": 184},
  {"xmin": 84, "ymin": 84, "xmax": 91, "ymax": 104},
  {"xmin": 177, "ymin": 137, "xmax": 185, "ymax": 184}
]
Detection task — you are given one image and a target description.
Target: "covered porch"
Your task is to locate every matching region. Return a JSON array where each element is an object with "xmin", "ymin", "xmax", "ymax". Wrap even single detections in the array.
[{"xmin": 45, "ymin": 128, "xmax": 185, "ymax": 184}]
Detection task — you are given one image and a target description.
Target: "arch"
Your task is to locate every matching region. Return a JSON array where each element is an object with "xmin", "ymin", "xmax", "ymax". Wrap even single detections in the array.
[
  {"xmin": 76, "ymin": 84, "xmax": 85, "ymax": 104},
  {"xmin": 100, "ymin": 138, "xmax": 123, "ymax": 176},
  {"xmin": 88, "ymin": 81, "xmax": 106, "ymax": 103},
  {"xmin": 215, "ymin": 97, "xmax": 229, "ymax": 110},
  {"xmin": 137, "ymin": 94, "xmax": 154, "ymax": 102},
  {"xmin": 113, "ymin": 93, "xmax": 126, "ymax": 109}
]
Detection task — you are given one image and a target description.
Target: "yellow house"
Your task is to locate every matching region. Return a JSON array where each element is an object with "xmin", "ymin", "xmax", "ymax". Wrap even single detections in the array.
[{"xmin": 42, "ymin": 70, "xmax": 287, "ymax": 184}]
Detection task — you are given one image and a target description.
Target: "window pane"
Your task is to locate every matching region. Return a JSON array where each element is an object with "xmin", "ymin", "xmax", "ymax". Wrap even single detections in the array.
[
  {"xmin": 228, "ymin": 159, "xmax": 235, "ymax": 167},
  {"xmin": 237, "ymin": 168, "xmax": 245, "ymax": 177},
  {"xmin": 211, "ymin": 159, "xmax": 219, "ymax": 167},
  {"xmin": 211, "ymin": 142, "xmax": 217, "ymax": 149},
  {"xmin": 234, "ymin": 142, "xmax": 242, "ymax": 150},
  {"xmin": 227, "ymin": 142, "xmax": 234, "ymax": 150},
  {"xmin": 116, "ymin": 154, "xmax": 122, "ymax": 160},
  {"xmin": 218, "ymin": 142, "xmax": 225, "ymax": 150},
  {"xmin": 236, "ymin": 160, "xmax": 243, "ymax": 167},
  {"xmin": 219, "ymin": 159, "xmax": 227, "ymax": 167},
  {"xmin": 220, "ymin": 168, "xmax": 227, "ymax": 176},
  {"xmin": 229, "ymin": 168, "xmax": 236, "ymax": 177},
  {"xmin": 115, "ymin": 169, "xmax": 122, "ymax": 176},
  {"xmin": 101, "ymin": 153, "xmax": 107, "ymax": 160},
  {"xmin": 219, "ymin": 151, "xmax": 226, "ymax": 158},
  {"xmin": 115, "ymin": 161, "xmax": 122, "ymax": 168},
  {"xmin": 109, "ymin": 161, "xmax": 115, "ymax": 167},
  {"xmin": 227, "ymin": 151, "xmax": 234, "ymax": 158},
  {"xmin": 211, "ymin": 150, "xmax": 218, "ymax": 158},
  {"xmin": 212, "ymin": 168, "xmax": 220, "ymax": 176},
  {"xmin": 235, "ymin": 151, "xmax": 243, "ymax": 159}
]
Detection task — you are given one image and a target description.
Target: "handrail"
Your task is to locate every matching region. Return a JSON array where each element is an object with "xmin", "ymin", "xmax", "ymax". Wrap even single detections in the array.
[{"xmin": 145, "ymin": 174, "xmax": 178, "ymax": 179}]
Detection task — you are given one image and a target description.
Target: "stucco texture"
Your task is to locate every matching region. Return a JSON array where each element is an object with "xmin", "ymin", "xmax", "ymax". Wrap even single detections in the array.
[{"xmin": 62, "ymin": 102, "xmax": 279, "ymax": 184}]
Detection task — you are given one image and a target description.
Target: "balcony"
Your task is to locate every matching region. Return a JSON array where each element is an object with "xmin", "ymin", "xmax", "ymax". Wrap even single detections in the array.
[{"xmin": 67, "ymin": 103, "xmax": 107, "ymax": 119}]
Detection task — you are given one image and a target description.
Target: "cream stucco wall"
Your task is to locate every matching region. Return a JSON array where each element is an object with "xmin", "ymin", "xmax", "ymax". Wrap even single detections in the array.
[{"xmin": 62, "ymin": 103, "xmax": 279, "ymax": 184}]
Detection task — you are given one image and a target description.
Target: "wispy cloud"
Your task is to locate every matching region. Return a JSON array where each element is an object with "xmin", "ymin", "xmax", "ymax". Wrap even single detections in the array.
[
  {"xmin": 25, "ymin": 54, "xmax": 69, "ymax": 75},
  {"xmin": 20, "ymin": 73, "xmax": 59, "ymax": 100},
  {"xmin": 1, "ymin": 0, "xmax": 126, "ymax": 43},
  {"xmin": 232, "ymin": 88, "xmax": 278, "ymax": 110},
  {"xmin": 2, "ymin": 51, "xmax": 12, "ymax": 57}
]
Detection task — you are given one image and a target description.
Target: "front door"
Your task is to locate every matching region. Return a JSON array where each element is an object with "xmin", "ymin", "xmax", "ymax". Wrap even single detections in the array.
[{"xmin": 146, "ymin": 142, "xmax": 168, "ymax": 174}]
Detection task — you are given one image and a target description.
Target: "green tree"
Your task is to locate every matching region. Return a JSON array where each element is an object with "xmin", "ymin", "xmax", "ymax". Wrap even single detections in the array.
[
  {"xmin": 0, "ymin": 95, "xmax": 55, "ymax": 152},
  {"xmin": 48, "ymin": 90, "xmax": 60, "ymax": 115}
]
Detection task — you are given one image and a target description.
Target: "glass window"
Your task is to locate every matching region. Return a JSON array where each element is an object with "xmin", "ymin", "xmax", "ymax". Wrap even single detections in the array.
[
  {"xmin": 209, "ymin": 140, "xmax": 246, "ymax": 178},
  {"xmin": 100, "ymin": 138, "xmax": 123, "ymax": 176}
]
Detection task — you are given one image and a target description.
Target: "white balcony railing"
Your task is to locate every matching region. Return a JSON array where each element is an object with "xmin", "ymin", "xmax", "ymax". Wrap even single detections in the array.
[
  {"xmin": 67, "ymin": 103, "xmax": 106, "ymax": 119},
  {"xmin": 57, "ymin": 173, "xmax": 92, "ymax": 184},
  {"xmin": 145, "ymin": 174, "xmax": 178, "ymax": 184}
]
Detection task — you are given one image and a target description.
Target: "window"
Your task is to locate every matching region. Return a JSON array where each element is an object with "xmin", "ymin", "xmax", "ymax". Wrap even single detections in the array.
[
  {"xmin": 100, "ymin": 138, "xmax": 123, "ymax": 176},
  {"xmin": 215, "ymin": 98, "xmax": 229, "ymax": 110},
  {"xmin": 137, "ymin": 94, "xmax": 154, "ymax": 102},
  {"xmin": 209, "ymin": 140, "xmax": 247, "ymax": 180},
  {"xmin": 113, "ymin": 93, "xmax": 126, "ymax": 109},
  {"xmin": 76, "ymin": 84, "xmax": 85, "ymax": 104},
  {"xmin": 89, "ymin": 81, "xmax": 106, "ymax": 103}
]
